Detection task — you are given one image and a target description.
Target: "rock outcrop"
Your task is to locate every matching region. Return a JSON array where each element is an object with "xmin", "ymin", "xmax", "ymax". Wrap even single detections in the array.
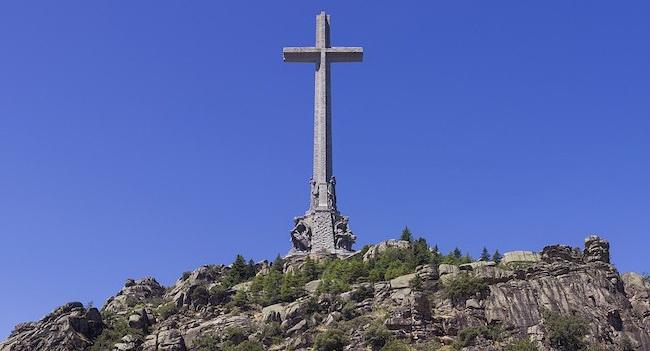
[
  {"xmin": 0, "ymin": 302, "xmax": 102, "ymax": 351},
  {"xmin": 104, "ymin": 278, "xmax": 166, "ymax": 314},
  {"xmin": 362, "ymin": 239, "xmax": 411, "ymax": 262},
  {"xmin": 2, "ymin": 235, "xmax": 649, "ymax": 351}
]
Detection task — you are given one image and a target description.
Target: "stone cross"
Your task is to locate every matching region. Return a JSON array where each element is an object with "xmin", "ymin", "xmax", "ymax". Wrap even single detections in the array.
[{"xmin": 284, "ymin": 12, "xmax": 362, "ymax": 254}]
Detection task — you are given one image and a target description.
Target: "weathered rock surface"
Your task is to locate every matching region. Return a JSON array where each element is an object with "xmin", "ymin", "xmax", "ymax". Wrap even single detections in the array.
[
  {"xmin": 283, "ymin": 252, "xmax": 339, "ymax": 273},
  {"xmin": 113, "ymin": 334, "xmax": 142, "ymax": 351},
  {"xmin": 142, "ymin": 328, "xmax": 187, "ymax": 351},
  {"xmin": 166, "ymin": 265, "xmax": 227, "ymax": 308},
  {"xmin": 362, "ymin": 239, "xmax": 410, "ymax": 262},
  {"xmin": 0, "ymin": 302, "xmax": 102, "ymax": 351},
  {"xmin": 502, "ymin": 250, "xmax": 541, "ymax": 265},
  {"xmin": 584, "ymin": 235, "xmax": 611, "ymax": 263},
  {"xmin": 2, "ymin": 235, "xmax": 649, "ymax": 351},
  {"xmin": 390, "ymin": 273, "xmax": 417, "ymax": 289},
  {"xmin": 459, "ymin": 260, "xmax": 496, "ymax": 271},
  {"xmin": 104, "ymin": 277, "xmax": 166, "ymax": 314}
]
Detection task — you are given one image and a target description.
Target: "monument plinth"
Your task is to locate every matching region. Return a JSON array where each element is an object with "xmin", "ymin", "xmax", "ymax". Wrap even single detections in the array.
[{"xmin": 284, "ymin": 12, "xmax": 362, "ymax": 255}]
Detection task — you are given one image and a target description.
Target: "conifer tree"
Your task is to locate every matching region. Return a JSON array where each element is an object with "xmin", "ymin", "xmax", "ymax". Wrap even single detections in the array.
[
  {"xmin": 411, "ymin": 238, "xmax": 432, "ymax": 266},
  {"xmin": 262, "ymin": 269, "xmax": 283, "ymax": 305},
  {"xmin": 480, "ymin": 247, "xmax": 491, "ymax": 261},
  {"xmin": 246, "ymin": 259, "xmax": 257, "ymax": 279},
  {"xmin": 452, "ymin": 247, "xmax": 462, "ymax": 260},
  {"xmin": 410, "ymin": 274, "xmax": 423, "ymax": 291},
  {"xmin": 400, "ymin": 226, "xmax": 413, "ymax": 242},
  {"xmin": 229, "ymin": 254, "xmax": 248, "ymax": 285},
  {"xmin": 493, "ymin": 250, "xmax": 503, "ymax": 264},
  {"xmin": 302, "ymin": 257, "xmax": 319, "ymax": 281},
  {"xmin": 430, "ymin": 244, "xmax": 442, "ymax": 266},
  {"xmin": 272, "ymin": 254, "xmax": 285, "ymax": 273}
]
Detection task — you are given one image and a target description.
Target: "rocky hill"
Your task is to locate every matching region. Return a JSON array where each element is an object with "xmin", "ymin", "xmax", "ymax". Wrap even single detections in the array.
[{"xmin": 1, "ymin": 235, "xmax": 649, "ymax": 351}]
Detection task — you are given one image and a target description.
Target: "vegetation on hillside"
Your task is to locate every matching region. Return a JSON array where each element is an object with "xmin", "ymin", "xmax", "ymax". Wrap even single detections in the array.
[
  {"xmin": 542, "ymin": 310, "xmax": 589, "ymax": 351},
  {"xmin": 363, "ymin": 321, "xmax": 394, "ymax": 350},
  {"xmin": 504, "ymin": 339, "xmax": 539, "ymax": 351},
  {"xmin": 86, "ymin": 226, "xmax": 494, "ymax": 350},
  {"xmin": 194, "ymin": 329, "xmax": 264, "ymax": 351},
  {"xmin": 443, "ymin": 273, "xmax": 489, "ymax": 305},
  {"xmin": 317, "ymin": 230, "xmax": 477, "ymax": 294},
  {"xmin": 380, "ymin": 340, "xmax": 415, "ymax": 351},
  {"xmin": 88, "ymin": 314, "xmax": 143, "ymax": 351},
  {"xmin": 198, "ymin": 228, "xmax": 484, "ymax": 308},
  {"xmin": 313, "ymin": 328, "xmax": 349, "ymax": 351},
  {"xmin": 452, "ymin": 325, "xmax": 504, "ymax": 349},
  {"xmin": 249, "ymin": 259, "xmax": 316, "ymax": 306}
]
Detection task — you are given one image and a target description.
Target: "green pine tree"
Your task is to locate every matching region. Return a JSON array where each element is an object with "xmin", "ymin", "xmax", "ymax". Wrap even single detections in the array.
[
  {"xmin": 463, "ymin": 253, "xmax": 473, "ymax": 264},
  {"xmin": 480, "ymin": 247, "xmax": 491, "ymax": 261},
  {"xmin": 228, "ymin": 254, "xmax": 248, "ymax": 285},
  {"xmin": 411, "ymin": 238, "xmax": 433, "ymax": 266},
  {"xmin": 410, "ymin": 274, "xmax": 423, "ymax": 291},
  {"xmin": 280, "ymin": 273, "xmax": 305, "ymax": 302},
  {"xmin": 400, "ymin": 226, "xmax": 413, "ymax": 242},
  {"xmin": 262, "ymin": 269, "xmax": 283, "ymax": 305},
  {"xmin": 301, "ymin": 257, "xmax": 320, "ymax": 281},
  {"xmin": 452, "ymin": 247, "xmax": 463, "ymax": 260},
  {"xmin": 493, "ymin": 250, "xmax": 503, "ymax": 264},
  {"xmin": 246, "ymin": 259, "xmax": 256, "ymax": 279},
  {"xmin": 272, "ymin": 254, "xmax": 285, "ymax": 273},
  {"xmin": 431, "ymin": 244, "xmax": 442, "ymax": 266}
]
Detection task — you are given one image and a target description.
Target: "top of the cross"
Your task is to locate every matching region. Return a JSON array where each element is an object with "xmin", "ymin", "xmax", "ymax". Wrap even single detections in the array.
[
  {"xmin": 282, "ymin": 12, "xmax": 363, "ymax": 63},
  {"xmin": 315, "ymin": 11, "xmax": 330, "ymax": 48}
]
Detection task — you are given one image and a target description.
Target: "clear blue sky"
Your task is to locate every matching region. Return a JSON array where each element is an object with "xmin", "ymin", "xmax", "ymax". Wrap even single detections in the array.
[{"xmin": 1, "ymin": 1, "xmax": 648, "ymax": 338}]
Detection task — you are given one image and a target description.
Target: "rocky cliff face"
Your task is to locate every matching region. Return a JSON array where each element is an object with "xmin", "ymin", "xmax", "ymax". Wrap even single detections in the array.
[
  {"xmin": 0, "ymin": 302, "xmax": 103, "ymax": 351},
  {"xmin": 1, "ymin": 236, "xmax": 649, "ymax": 351}
]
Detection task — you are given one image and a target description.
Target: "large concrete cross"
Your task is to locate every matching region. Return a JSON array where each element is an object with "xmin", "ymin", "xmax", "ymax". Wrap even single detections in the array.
[
  {"xmin": 283, "ymin": 11, "xmax": 363, "ymax": 210},
  {"xmin": 284, "ymin": 12, "xmax": 362, "ymax": 254}
]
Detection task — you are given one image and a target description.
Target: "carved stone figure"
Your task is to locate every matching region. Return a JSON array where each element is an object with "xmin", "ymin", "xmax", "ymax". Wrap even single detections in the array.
[
  {"xmin": 310, "ymin": 178, "xmax": 319, "ymax": 209},
  {"xmin": 334, "ymin": 216, "xmax": 356, "ymax": 251},
  {"xmin": 290, "ymin": 217, "xmax": 312, "ymax": 252},
  {"xmin": 327, "ymin": 177, "xmax": 337, "ymax": 209}
]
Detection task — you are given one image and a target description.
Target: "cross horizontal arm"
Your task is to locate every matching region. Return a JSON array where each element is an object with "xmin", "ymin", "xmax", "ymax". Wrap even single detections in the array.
[
  {"xmin": 326, "ymin": 47, "xmax": 363, "ymax": 62},
  {"xmin": 283, "ymin": 47, "xmax": 320, "ymax": 62},
  {"xmin": 283, "ymin": 47, "xmax": 364, "ymax": 63}
]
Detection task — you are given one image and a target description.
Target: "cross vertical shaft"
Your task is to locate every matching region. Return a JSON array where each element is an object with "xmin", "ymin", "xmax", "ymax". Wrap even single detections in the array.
[
  {"xmin": 284, "ymin": 11, "xmax": 362, "ymax": 254},
  {"xmin": 314, "ymin": 13, "xmax": 332, "ymax": 208}
]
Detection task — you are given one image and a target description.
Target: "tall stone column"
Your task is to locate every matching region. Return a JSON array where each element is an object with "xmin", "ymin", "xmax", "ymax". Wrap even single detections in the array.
[{"xmin": 284, "ymin": 12, "xmax": 362, "ymax": 255}]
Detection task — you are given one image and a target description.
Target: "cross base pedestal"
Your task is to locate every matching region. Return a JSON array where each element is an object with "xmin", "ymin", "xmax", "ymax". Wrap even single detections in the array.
[{"xmin": 288, "ymin": 208, "xmax": 356, "ymax": 256}]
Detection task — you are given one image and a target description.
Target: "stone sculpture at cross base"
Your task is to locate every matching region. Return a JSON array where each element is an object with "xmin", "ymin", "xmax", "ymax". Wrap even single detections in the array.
[
  {"xmin": 288, "ymin": 178, "xmax": 357, "ymax": 256},
  {"xmin": 284, "ymin": 12, "xmax": 362, "ymax": 256}
]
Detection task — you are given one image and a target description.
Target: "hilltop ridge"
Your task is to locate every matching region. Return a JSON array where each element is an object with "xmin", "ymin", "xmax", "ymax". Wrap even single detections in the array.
[{"xmin": 1, "ymin": 235, "xmax": 649, "ymax": 351}]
